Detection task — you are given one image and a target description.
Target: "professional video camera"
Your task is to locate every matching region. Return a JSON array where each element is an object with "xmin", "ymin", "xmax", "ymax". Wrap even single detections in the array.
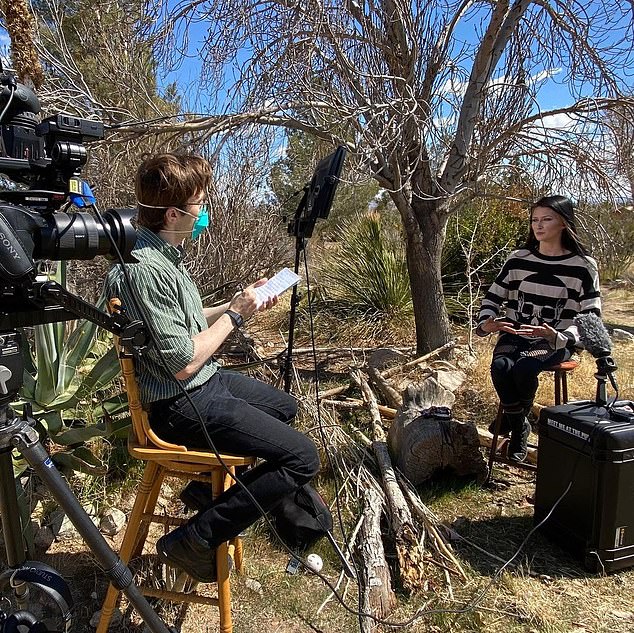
[
  {"xmin": 0, "ymin": 65, "xmax": 174, "ymax": 632},
  {"xmin": 0, "ymin": 63, "xmax": 137, "ymax": 331}
]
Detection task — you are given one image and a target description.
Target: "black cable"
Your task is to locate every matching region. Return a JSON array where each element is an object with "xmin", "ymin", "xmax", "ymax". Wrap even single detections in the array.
[{"xmin": 0, "ymin": 85, "xmax": 15, "ymax": 125}]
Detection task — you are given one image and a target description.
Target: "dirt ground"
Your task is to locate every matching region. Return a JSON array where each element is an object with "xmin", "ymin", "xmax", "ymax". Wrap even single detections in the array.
[{"xmin": 3, "ymin": 282, "xmax": 634, "ymax": 633}]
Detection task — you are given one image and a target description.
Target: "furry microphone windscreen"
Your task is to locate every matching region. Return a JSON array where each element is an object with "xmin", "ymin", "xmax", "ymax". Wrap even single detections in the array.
[{"xmin": 574, "ymin": 313, "xmax": 612, "ymax": 358}]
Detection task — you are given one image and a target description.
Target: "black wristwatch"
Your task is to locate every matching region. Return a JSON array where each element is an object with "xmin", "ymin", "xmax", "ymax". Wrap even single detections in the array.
[{"xmin": 224, "ymin": 309, "xmax": 244, "ymax": 328}]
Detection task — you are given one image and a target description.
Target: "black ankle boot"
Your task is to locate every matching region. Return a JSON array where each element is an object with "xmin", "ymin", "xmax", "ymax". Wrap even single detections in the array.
[
  {"xmin": 179, "ymin": 480, "xmax": 213, "ymax": 512},
  {"xmin": 488, "ymin": 413, "xmax": 511, "ymax": 436},
  {"xmin": 507, "ymin": 412, "xmax": 531, "ymax": 463},
  {"xmin": 156, "ymin": 523, "xmax": 217, "ymax": 583}
]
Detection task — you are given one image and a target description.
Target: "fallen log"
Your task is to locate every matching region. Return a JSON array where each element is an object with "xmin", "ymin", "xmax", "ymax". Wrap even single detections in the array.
[
  {"xmin": 351, "ymin": 370, "xmax": 427, "ymax": 591},
  {"xmin": 359, "ymin": 488, "xmax": 396, "ymax": 632},
  {"xmin": 388, "ymin": 379, "xmax": 488, "ymax": 484}
]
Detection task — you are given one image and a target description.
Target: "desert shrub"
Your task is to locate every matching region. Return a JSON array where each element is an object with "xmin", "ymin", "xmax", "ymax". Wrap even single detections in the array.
[
  {"xmin": 579, "ymin": 203, "xmax": 634, "ymax": 282},
  {"xmin": 442, "ymin": 199, "xmax": 526, "ymax": 321},
  {"xmin": 315, "ymin": 211, "xmax": 412, "ymax": 320}
]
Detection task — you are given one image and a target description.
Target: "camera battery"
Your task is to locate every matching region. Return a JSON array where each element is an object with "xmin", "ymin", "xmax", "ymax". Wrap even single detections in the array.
[{"xmin": 534, "ymin": 400, "xmax": 634, "ymax": 572}]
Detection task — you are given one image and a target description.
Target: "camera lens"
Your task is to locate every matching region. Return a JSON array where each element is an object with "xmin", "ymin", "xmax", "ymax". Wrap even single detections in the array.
[{"xmin": 35, "ymin": 208, "xmax": 136, "ymax": 262}]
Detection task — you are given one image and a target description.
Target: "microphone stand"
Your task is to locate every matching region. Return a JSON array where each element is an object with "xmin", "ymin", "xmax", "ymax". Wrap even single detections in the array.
[{"xmin": 593, "ymin": 355, "xmax": 618, "ymax": 408}]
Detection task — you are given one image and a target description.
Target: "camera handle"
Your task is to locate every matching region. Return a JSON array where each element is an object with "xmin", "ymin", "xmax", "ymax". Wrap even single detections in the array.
[{"xmin": 0, "ymin": 292, "xmax": 174, "ymax": 632}]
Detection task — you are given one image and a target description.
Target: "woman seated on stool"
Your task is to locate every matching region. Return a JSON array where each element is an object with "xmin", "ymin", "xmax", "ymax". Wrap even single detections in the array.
[{"xmin": 475, "ymin": 195, "xmax": 601, "ymax": 462}]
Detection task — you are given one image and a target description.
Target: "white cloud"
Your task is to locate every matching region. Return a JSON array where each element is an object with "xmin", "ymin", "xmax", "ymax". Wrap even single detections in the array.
[
  {"xmin": 538, "ymin": 112, "xmax": 579, "ymax": 131},
  {"xmin": 531, "ymin": 68, "xmax": 562, "ymax": 84}
]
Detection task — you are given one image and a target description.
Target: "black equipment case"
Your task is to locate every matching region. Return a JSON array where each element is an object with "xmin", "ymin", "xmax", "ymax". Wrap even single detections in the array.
[{"xmin": 534, "ymin": 400, "xmax": 634, "ymax": 572}]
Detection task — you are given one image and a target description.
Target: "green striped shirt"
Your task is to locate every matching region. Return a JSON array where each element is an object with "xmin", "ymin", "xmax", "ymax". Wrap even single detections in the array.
[{"xmin": 104, "ymin": 226, "xmax": 219, "ymax": 403}]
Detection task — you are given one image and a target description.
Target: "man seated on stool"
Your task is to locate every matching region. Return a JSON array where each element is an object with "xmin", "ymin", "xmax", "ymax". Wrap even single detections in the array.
[{"xmin": 103, "ymin": 153, "xmax": 320, "ymax": 582}]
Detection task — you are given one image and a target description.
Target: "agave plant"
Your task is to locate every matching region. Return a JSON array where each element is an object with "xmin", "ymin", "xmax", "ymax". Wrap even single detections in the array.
[
  {"xmin": 16, "ymin": 263, "xmax": 129, "ymax": 475},
  {"xmin": 317, "ymin": 211, "xmax": 413, "ymax": 320}
]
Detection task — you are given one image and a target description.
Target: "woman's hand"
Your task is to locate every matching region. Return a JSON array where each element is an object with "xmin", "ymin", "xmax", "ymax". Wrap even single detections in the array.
[
  {"xmin": 479, "ymin": 316, "xmax": 517, "ymax": 335},
  {"xmin": 513, "ymin": 322, "xmax": 558, "ymax": 345}
]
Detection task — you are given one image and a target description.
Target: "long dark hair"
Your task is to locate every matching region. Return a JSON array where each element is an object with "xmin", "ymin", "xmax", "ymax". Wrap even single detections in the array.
[{"xmin": 524, "ymin": 195, "xmax": 590, "ymax": 256}]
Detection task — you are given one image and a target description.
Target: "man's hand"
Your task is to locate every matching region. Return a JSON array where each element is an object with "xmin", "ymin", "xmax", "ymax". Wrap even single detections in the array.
[{"xmin": 229, "ymin": 279, "xmax": 278, "ymax": 320}]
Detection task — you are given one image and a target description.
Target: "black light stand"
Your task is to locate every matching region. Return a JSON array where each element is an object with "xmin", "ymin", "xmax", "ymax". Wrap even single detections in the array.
[
  {"xmin": 282, "ymin": 188, "xmax": 309, "ymax": 394},
  {"xmin": 0, "ymin": 286, "xmax": 175, "ymax": 633},
  {"xmin": 280, "ymin": 146, "xmax": 346, "ymax": 394}
]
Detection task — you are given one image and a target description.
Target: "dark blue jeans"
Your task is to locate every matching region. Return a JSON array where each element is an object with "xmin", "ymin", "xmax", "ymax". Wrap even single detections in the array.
[
  {"xmin": 491, "ymin": 333, "xmax": 569, "ymax": 413},
  {"xmin": 149, "ymin": 370, "xmax": 320, "ymax": 547}
]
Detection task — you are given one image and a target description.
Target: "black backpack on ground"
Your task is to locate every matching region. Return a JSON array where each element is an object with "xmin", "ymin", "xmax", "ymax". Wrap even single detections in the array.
[{"xmin": 270, "ymin": 484, "xmax": 333, "ymax": 553}]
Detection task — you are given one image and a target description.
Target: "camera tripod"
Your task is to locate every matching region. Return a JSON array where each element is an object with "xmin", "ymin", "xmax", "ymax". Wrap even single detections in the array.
[{"xmin": 0, "ymin": 327, "xmax": 174, "ymax": 632}]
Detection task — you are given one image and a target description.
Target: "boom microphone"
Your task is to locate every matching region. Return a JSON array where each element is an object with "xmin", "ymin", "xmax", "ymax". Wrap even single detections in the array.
[
  {"xmin": 574, "ymin": 312, "xmax": 612, "ymax": 358},
  {"xmin": 573, "ymin": 312, "xmax": 618, "ymax": 406}
]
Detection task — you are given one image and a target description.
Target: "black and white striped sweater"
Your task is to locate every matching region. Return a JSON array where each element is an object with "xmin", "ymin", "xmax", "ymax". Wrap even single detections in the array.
[{"xmin": 477, "ymin": 248, "xmax": 601, "ymax": 350}]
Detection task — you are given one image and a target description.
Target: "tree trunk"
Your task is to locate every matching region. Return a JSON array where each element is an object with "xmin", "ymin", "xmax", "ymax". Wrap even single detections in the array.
[{"xmin": 398, "ymin": 198, "xmax": 452, "ymax": 354}]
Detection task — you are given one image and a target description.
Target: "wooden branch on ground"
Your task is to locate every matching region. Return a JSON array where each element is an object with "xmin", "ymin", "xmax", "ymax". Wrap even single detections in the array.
[
  {"xmin": 399, "ymin": 476, "xmax": 468, "ymax": 582},
  {"xmin": 382, "ymin": 340, "xmax": 457, "ymax": 378},
  {"xmin": 350, "ymin": 370, "xmax": 427, "ymax": 591},
  {"xmin": 291, "ymin": 346, "xmax": 413, "ymax": 355},
  {"xmin": 318, "ymin": 384, "xmax": 352, "ymax": 399},
  {"xmin": 321, "ymin": 398, "xmax": 397, "ymax": 419},
  {"xmin": 366, "ymin": 366, "xmax": 402, "ymax": 409},
  {"xmin": 359, "ymin": 488, "xmax": 396, "ymax": 632}
]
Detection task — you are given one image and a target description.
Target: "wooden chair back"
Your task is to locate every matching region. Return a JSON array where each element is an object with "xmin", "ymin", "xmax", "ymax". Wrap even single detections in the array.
[{"xmin": 108, "ymin": 298, "xmax": 187, "ymax": 452}]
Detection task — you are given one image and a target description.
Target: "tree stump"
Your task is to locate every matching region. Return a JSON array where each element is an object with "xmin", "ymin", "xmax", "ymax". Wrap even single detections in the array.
[{"xmin": 387, "ymin": 375, "xmax": 487, "ymax": 484}]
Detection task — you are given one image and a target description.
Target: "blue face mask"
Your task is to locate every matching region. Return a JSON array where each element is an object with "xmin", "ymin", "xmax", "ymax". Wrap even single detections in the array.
[
  {"xmin": 191, "ymin": 206, "xmax": 210, "ymax": 240},
  {"xmin": 177, "ymin": 205, "xmax": 210, "ymax": 240}
]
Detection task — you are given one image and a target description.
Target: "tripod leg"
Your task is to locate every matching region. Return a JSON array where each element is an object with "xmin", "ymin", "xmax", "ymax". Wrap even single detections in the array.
[
  {"xmin": 0, "ymin": 449, "xmax": 27, "ymax": 567},
  {"xmin": 0, "ymin": 449, "xmax": 33, "ymax": 615},
  {"xmin": 13, "ymin": 426, "xmax": 175, "ymax": 633}
]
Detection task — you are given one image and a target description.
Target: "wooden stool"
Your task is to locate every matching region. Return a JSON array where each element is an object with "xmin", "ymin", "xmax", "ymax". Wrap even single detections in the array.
[
  {"xmin": 97, "ymin": 301, "xmax": 255, "ymax": 633},
  {"xmin": 486, "ymin": 360, "xmax": 579, "ymax": 481}
]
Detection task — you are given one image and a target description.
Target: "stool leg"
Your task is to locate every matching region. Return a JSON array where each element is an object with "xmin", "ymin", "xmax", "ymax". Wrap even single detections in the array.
[
  {"xmin": 211, "ymin": 467, "xmax": 234, "ymax": 633},
  {"xmin": 486, "ymin": 404, "xmax": 504, "ymax": 484},
  {"xmin": 554, "ymin": 370, "xmax": 562, "ymax": 406},
  {"xmin": 233, "ymin": 537, "xmax": 244, "ymax": 574},
  {"xmin": 217, "ymin": 540, "xmax": 233, "ymax": 633},
  {"xmin": 561, "ymin": 372, "xmax": 569, "ymax": 404},
  {"xmin": 96, "ymin": 462, "xmax": 162, "ymax": 633},
  {"xmin": 131, "ymin": 465, "xmax": 166, "ymax": 559}
]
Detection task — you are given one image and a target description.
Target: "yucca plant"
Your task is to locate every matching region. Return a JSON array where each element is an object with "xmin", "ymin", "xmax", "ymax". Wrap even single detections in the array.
[
  {"xmin": 316, "ymin": 211, "xmax": 412, "ymax": 320},
  {"xmin": 15, "ymin": 263, "xmax": 128, "ymax": 475}
]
